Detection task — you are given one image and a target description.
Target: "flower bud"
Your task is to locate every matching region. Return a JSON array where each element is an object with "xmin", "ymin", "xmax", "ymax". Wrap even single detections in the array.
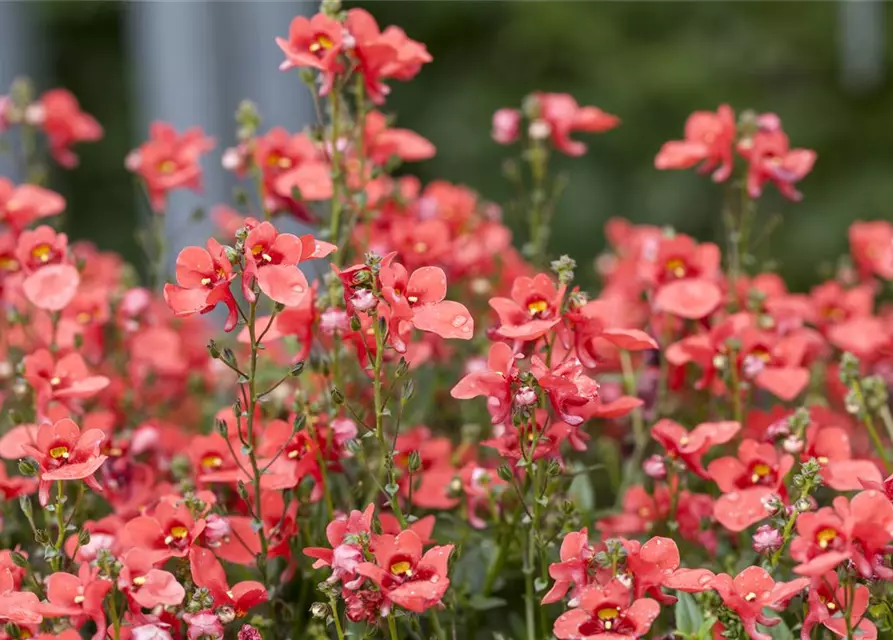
[
  {"xmin": 331, "ymin": 387, "xmax": 344, "ymax": 405},
  {"xmin": 351, "ymin": 289, "xmax": 377, "ymax": 312},
  {"xmin": 310, "ymin": 602, "xmax": 331, "ymax": 619},
  {"xmin": 642, "ymin": 455, "xmax": 667, "ymax": 480},
  {"xmin": 491, "ymin": 108, "xmax": 521, "ymax": 145},
  {"xmin": 9, "ymin": 551, "xmax": 27, "ymax": 568},
  {"xmin": 320, "ymin": 308, "xmax": 349, "ymax": 335},
  {"xmin": 782, "ymin": 435, "xmax": 804, "ymax": 454},
  {"xmin": 752, "ymin": 525, "xmax": 783, "ymax": 554},
  {"xmin": 207, "ymin": 339, "xmax": 221, "ymax": 360},
  {"xmin": 238, "ymin": 625, "xmax": 263, "ymax": 640},
  {"xmin": 17, "ymin": 460, "xmax": 37, "ymax": 477},
  {"xmin": 528, "ymin": 119, "xmax": 551, "ymax": 141},
  {"xmin": 407, "ymin": 450, "xmax": 422, "ymax": 473},
  {"xmin": 289, "ymin": 361, "xmax": 305, "ymax": 377},
  {"xmin": 513, "ymin": 386, "xmax": 537, "ymax": 408}
]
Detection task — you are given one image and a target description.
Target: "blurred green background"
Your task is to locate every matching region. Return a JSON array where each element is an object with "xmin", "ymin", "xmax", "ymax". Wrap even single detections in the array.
[{"xmin": 20, "ymin": 1, "xmax": 893, "ymax": 290}]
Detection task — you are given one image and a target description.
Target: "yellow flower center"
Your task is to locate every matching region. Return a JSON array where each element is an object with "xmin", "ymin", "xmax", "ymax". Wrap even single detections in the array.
[
  {"xmin": 132, "ymin": 576, "xmax": 146, "ymax": 587},
  {"xmin": 158, "ymin": 160, "xmax": 177, "ymax": 174},
  {"xmin": 309, "ymin": 34, "xmax": 334, "ymax": 53},
  {"xmin": 598, "ymin": 607, "xmax": 620, "ymax": 630},
  {"xmin": 751, "ymin": 463, "xmax": 771, "ymax": 483},
  {"xmin": 169, "ymin": 525, "xmax": 189, "ymax": 540},
  {"xmin": 744, "ymin": 592, "xmax": 757, "ymax": 602},
  {"xmin": 816, "ymin": 528, "xmax": 838, "ymax": 549},
  {"xmin": 527, "ymin": 299, "xmax": 548, "ymax": 316},
  {"xmin": 0, "ymin": 256, "xmax": 18, "ymax": 271},
  {"xmin": 31, "ymin": 243, "xmax": 52, "ymax": 263},
  {"xmin": 49, "ymin": 446, "xmax": 69, "ymax": 460},
  {"xmin": 665, "ymin": 257, "xmax": 687, "ymax": 278},
  {"xmin": 76, "ymin": 312, "xmax": 92, "ymax": 324},
  {"xmin": 201, "ymin": 455, "xmax": 222, "ymax": 469},
  {"xmin": 390, "ymin": 561, "xmax": 412, "ymax": 576}
]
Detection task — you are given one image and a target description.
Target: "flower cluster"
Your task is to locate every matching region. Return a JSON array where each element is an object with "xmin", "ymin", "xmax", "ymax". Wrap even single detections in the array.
[{"xmin": 1, "ymin": 2, "xmax": 893, "ymax": 640}]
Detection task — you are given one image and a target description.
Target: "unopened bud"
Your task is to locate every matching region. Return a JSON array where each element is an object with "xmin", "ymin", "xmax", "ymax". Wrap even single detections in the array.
[
  {"xmin": 782, "ymin": 435, "xmax": 803, "ymax": 454},
  {"xmin": 330, "ymin": 387, "xmax": 344, "ymax": 405},
  {"xmin": 407, "ymin": 450, "xmax": 421, "ymax": 473},
  {"xmin": 528, "ymin": 119, "xmax": 551, "ymax": 141},
  {"xmin": 9, "ymin": 552, "xmax": 27, "ymax": 568},
  {"xmin": 207, "ymin": 340, "xmax": 221, "ymax": 359},
  {"xmin": 289, "ymin": 361, "xmax": 305, "ymax": 377},
  {"xmin": 752, "ymin": 525, "xmax": 783, "ymax": 554},
  {"xmin": 17, "ymin": 460, "xmax": 37, "ymax": 477},
  {"xmin": 497, "ymin": 463, "xmax": 513, "ymax": 482},
  {"xmin": 216, "ymin": 606, "xmax": 236, "ymax": 625},
  {"xmin": 310, "ymin": 602, "xmax": 330, "ymax": 619},
  {"xmin": 514, "ymin": 386, "xmax": 538, "ymax": 408},
  {"xmin": 643, "ymin": 455, "xmax": 667, "ymax": 480}
]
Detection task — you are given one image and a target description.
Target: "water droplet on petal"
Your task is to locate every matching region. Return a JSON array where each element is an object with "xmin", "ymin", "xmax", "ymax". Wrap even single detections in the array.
[
  {"xmin": 725, "ymin": 492, "xmax": 740, "ymax": 503},
  {"xmin": 430, "ymin": 575, "xmax": 439, "ymax": 583},
  {"xmin": 451, "ymin": 315, "xmax": 468, "ymax": 328},
  {"xmin": 292, "ymin": 284, "xmax": 305, "ymax": 293},
  {"xmin": 698, "ymin": 574, "xmax": 712, "ymax": 586}
]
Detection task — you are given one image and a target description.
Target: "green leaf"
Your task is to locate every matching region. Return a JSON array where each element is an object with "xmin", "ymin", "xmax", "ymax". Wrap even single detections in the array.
[
  {"xmin": 567, "ymin": 462, "xmax": 595, "ymax": 512},
  {"xmin": 674, "ymin": 592, "xmax": 704, "ymax": 636},
  {"xmin": 763, "ymin": 612, "xmax": 794, "ymax": 640},
  {"xmin": 468, "ymin": 595, "xmax": 506, "ymax": 611}
]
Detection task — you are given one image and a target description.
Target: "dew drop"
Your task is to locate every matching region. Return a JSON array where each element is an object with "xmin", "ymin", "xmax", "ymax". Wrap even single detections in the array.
[
  {"xmin": 725, "ymin": 492, "xmax": 740, "ymax": 503},
  {"xmin": 698, "ymin": 574, "xmax": 712, "ymax": 586},
  {"xmin": 451, "ymin": 315, "xmax": 468, "ymax": 328},
  {"xmin": 430, "ymin": 575, "xmax": 439, "ymax": 583}
]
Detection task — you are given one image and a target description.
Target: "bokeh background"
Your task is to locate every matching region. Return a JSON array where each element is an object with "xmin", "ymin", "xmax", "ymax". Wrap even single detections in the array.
[{"xmin": 1, "ymin": 1, "xmax": 891, "ymax": 290}]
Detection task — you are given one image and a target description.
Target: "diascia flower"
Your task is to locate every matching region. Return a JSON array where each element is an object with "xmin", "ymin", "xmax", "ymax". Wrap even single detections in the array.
[
  {"xmin": 23, "ymin": 348, "xmax": 110, "ymax": 415},
  {"xmin": 189, "ymin": 547, "xmax": 268, "ymax": 619},
  {"xmin": 21, "ymin": 418, "xmax": 107, "ymax": 507},
  {"xmin": 126, "ymin": 122, "xmax": 216, "ymax": 212},
  {"xmin": 450, "ymin": 341, "xmax": 517, "ymax": 425},
  {"xmin": 163, "ymin": 238, "xmax": 238, "ymax": 331},
  {"xmin": 15, "ymin": 225, "xmax": 80, "ymax": 311},
  {"xmin": 39, "ymin": 563, "xmax": 112, "ymax": 640},
  {"xmin": 738, "ymin": 128, "xmax": 816, "ymax": 201},
  {"xmin": 30, "ymin": 88, "xmax": 103, "ymax": 168},
  {"xmin": 0, "ymin": 179, "xmax": 65, "ymax": 232},
  {"xmin": 0, "ymin": 568, "xmax": 41, "ymax": 626},
  {"xmin": 379, "ymin": 253, "xmax": 474, "ymax": 343},
  {"xmin": 706, "ymin": 567, "xmax": 809, "ymax": 640},
  {"xmin": 276, "ymin": 13, "xmax": 344, "ymax": 96},
  {"xmin": 654, "ymin": 104, "xmax": 736, "ymax": 181},
  {"xmin": 552, "ymin": 579, "xmax": 660, "ymax": 640},
  {"xmin": 708, "ymin": 438, "xmax": 794, "ymax": 532},
  {"xmin": 118, "ymin": 550, "xmax": 186, "ymax": 610},
  {"xmin": 490, "ymin": 273, "xmax": 565, "ymax": 341},
  {"xmin": 531, "ymin": 92, "xmax": 619, "ymax": 157},
  {"xmin": 802, "ymin": 573, "xmax": 878, "ymax": 640},
  {"xmin": 651, "ymin": 419, "xmax": 740, "ymax": 479},
  {"xmin": 355, "ymin": 529, "xmax": 453, "ymax": 614}
]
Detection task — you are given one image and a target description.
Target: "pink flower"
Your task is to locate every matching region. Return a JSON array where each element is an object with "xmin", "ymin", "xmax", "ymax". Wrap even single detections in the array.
[
  {"xmin": 276, "ymin": 13, "xmax": 344, "ymax": 96},
  {"xmin": 15, "ymin": 225, "xmax": 80, "ymax": 311},
  {"xmin": 242, "ymin": 221, "xmax": 316, "ymax": 307},
  {"xmin": 163, "ymin": 239, "xmax": 239, "ymax": 332},
  {"xmin": 127, "ymin": 122, "xmax": 215, "ymax": 211},
  {"xmin": 492, "ymin": 108, "xmax": 521, "ymax": 145},
  {"xmin": 0, "ymin": 179, "xmax": 65, "ymax": 232},
  {"xmin": 655, "ymin": 104, "xmax": 736, "ymax": 181},
  {"xmin": 451, "ymin": 342, "xmax": 517, "ymax": 425},
  {"xmin": 489, "ymin": 273, "xmax": 565, "ymax": 341},
  {"xmin": 533, "ymin": 92, "xmax": 619, "ymax": 156},
  {"xmin": 738, "ymin": 129, "xmax": 816, "ymax": 201},
  {"xmin": 33, "ymin": 89, "xmax": 103, "ymax": 168},
  {"xmin": 183, "ymin": 611, "xmax": 224, "ymax": 640},
  {"xmin": 553, "ymin": 579, "xmax": 660, "ymax": 639},
  {"xmin": 22, "ymin": 418, "xmax": 107, "ymax": 507},
  {"xmin": 23, "ymin": 348, "xmax": 110, "ymax": 414}
]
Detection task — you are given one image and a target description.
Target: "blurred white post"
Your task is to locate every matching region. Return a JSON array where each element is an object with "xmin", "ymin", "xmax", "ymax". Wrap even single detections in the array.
[
  {"xmin": 839, "ymin": 0, "xmax": 885, "ymax": 93},
  {"xmin": 0, "ymin": 2, "xmax": 42, "ymax": 181},
  {"xmin": 125, "ymin": 1, "xmax": 227, "ymax": 269}
]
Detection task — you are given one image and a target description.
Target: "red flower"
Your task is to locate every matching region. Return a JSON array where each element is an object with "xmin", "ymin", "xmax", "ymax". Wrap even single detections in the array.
[
  {"xmin": 655, "ymin": 105, "xmax": 736, "ymax": 182},
  {"xmin": 39, "ymin": 563, "xmax": 112, "ymax": 640},
  {"xmin": 566, "ymin": 298, "xmax": 657, "ymax": 369},
  {"xmin": 118, "ymin": 550, "xmax": 186, "ymax": 610},
  {"xmin": 189, "ymin": 547, "xmax": 268, "ymax": 619},
  {"xmin": 0, "ymin": 568, "xmax": 41, "ymax": 626},
  {"xmin": 490, "ymin": 273, "xmax": 565, "ymax": 341},
  {"xmin": 450, "ymin": 342, "xmax": 517, "ymax": 425},
  {"xmin": 738, "ymin": 129, "xmax": 816, "ymax": 201},
  {"xmin": 0, "ymin": 179, "xmax": 65, "ymax": 232},
  {"xmin": 15, "ymin": 225, "xmax": 80, "ymax": 311},
  {"xmin": 23, "ymin": 348, "xmax": 109, "ymax": 414},
  {"xmin": 492, "ymin": 108, "xmax": 521, "ymax": 145},
  {"xmin": 364, "ymin": 111, "xmax": 436, "ymax": 165},
  {"xmin": 22, "ymin": 418, "xmax": 107, "ymax": 507},
  {"xmin": 802, "ymin": 573, "xmax": 877, "ymax": 640},
  {"xmin": 542, "ymin": 528, "xmax": 595, "ymax": 605},
  {"xmin": 304, "ymin": 504, "xmax": 375, "ymax": 589},
  {"xmin": 803, "ymin": 425, "xmax": 882, "ymax": 491},
  {"xmin": 708, "ymin": 439, "xmax": 794, "ymax": 532},
  {"xmin": 121, "ymin": 499, "xmax": 206, "ymax": 563},
  {"xmin": 33, "ymin": 89, "xmax": 102, "ymax": 168},
  {"xmin": 127, "ymin": 122, "xmax": 215, "ymax": 212},
  {"xmin": 532, "ymin": 92, "xmax": 619, "ymax": 157},
  {"xmin": 163, "ymin": 239, "xmax": 238, "ymax": 332},
  {"xmin": 651, "ymin": 419, "xmax": 740, "ymax": 479},
  {"xmin": 598, "ymin": 485, "xmax": 669, "ymax": 537},
  {"xmin": 708, "ymin": 567, "xmax": 808, "ymax": 640},
  {"xmin": 242, "ymin": 221, "xmax": 316, "ymax": 307},
  {"xmin": 356, "ymin": 529, "xmax": 452, "ymax": 614},
  {"xmin": 276, "ymin": 13, "xmax": 344, "ymax": 96},
  {"xmin": 849, "ymin": 220, "xmax": 893, "ymax": 281},
  {"xmin": 531, "ymin": 356, "xmax": 599, "ymax": 430},
  {"xmin": 346, "ymin": 9, "xmax": 432, "ymax": 104},
  {"xmin": 552, "ymin": 579, "xmax": 660, "ymax": 640},
  {"xmin": 380, "ymin": 254, "xmax": 474, "ymax": 345}
]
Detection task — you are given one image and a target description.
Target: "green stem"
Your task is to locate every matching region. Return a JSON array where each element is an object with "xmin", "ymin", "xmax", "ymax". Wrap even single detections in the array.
[
  {"xmin": 331, "ymin": 598, "xmax": 346, "ymax": 640},
  {"xmin": 329, "ymin": 89, "xmax": 344, "ymax": 249},
  {"xmin": 387, "ymin": 614, "xmax": 400, "ymax": 640},
  {"xmin": 616, "ymin": 350, "xmax": 646, "ymax": 507},
  {"xmin": 429, "ymin": 609, "xmax": 446, "ymax": 640},
  {"xmin": 853, "ymin": 379, "xmax": 891, "ymax": 473},
  {"xmin": 50, "ymin": 481, "xmax": 65, "ymax": 572},
  {"xmin": 245, "ymin": 300, "xmax": 271, "ymax": 584},
  {"xmin": 526, "ymin": 141, "xmax": 549, "ymax": 268},
  {"xmin": 728, "ymin": 348, "xmax": 743, "ymax": 425},
  {"xmin": 108, "ymin": 590, "xmax": 121, "ymax": 640}
]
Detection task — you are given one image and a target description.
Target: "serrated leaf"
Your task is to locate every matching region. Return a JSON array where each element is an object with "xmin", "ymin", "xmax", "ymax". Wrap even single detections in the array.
[{"xmin": 674, "ymin": 592, "xmax": 704, "ymax": 635}]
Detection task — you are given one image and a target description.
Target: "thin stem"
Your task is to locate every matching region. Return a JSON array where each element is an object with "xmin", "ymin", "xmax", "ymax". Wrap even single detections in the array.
[
  {"xmin": 50, "ymin": 481, "xmax": 65, "ymax": 572},
  {"xmin": 616, "ymin": 350, "xmax": 646, "ymax": 507},
  {"xmin": 331, "ymin": 598, "xmax": 346, "ymax": 640},
  {"xmin": 108, "ymin": 591, "xmax": 122, "ymax": 640},
  {"xmin": 853, "ymin": 378, "xmax": 891, "ymax": 473},
  {"xmin": 879, "ymin": 405, "xmax": 893, "ymax": 448},
  {"xmin": 728, "ymin": 348, "xmax": 743, "ymax": 426},
  {"xmin": 387, "ymin": 613, "xmax": 400, "ymax": 640},
  {"xmin": 244, "ymin": 300, "xmax": 271, "ymax": 583},
  {"xmin": 329, "ymin": 89, "xmax": 344, "ymax": 249}
]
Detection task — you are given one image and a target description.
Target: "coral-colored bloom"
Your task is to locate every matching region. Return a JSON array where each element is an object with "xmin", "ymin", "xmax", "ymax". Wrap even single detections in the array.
[
  {"xmin": 802, "ymin": 574, "xmax": 877, "ymax": 640},
  {"xmin": 33, "ymin": 89, "xmax": 103, "ymax": 168},
  {"xmin": 490, "ymin": 273, "xmax": 565, "ymax": 341},
  {"xmin": 552, "ymin": 579, "xmax": 660, "ymax": 639},
  {"xmin": 242, "ymin": 221, "xmax": 313, "ymax": 307},
  {"xmin": 849, "ymin": 220, "xmax": 893, "ymax": 281},
  {"xmin": 39, "ymin": 564, "xmax": 112, "ymax": 640},
  {"xmin": 189, "ymin": 547, "xmax": 268, "ymax": 618},
  {"xmin": 346, "ymin": 9, "xmax": 432, "ymax": 104},
  {"xmin": 118, "ymin": 550, "xmax": 185, "ymax": 610},
  {"xmin": 0, "ymin": 568, "xmax": 41, "ymax": 626},
  {"xmin": 651, "ymin": 419, "xmax": 740, "ymax": 479},
  {"xmin": 121, "ymin": 499, "xmax": 206, "ymax": 563},
  {"xmin": 356, "ymin": 529, "xmax": 452, "ymax": 614},
  {"xmin": 380, "ymin": 254, "xmax": 474, "ymax": 346},
  {"xmin": 22, "ymin": 418, "xmax": 107, "ymax": 506},
  {"xmin": 23, "ymin": 348, "xmax": 109, "ymax": 413},
  {"xmin": 738, "ymin": 129, "xmax": 816, "ymax": 201},
  {"xmin": 163, "ymin": 238, "xmax": 238, "ymax": 331},
  {"xmin": 708, "ymin": 567, "xmax": 808, "ymax": 640},
  {"xmin": 531, "ymin": 356, "xmax": 599, "ymax": 431},
  {"xmin": 15, "ymin": 225, "xmax": 80, "ymax": 311},
  {"xmin": 532, "ymin": 92, "xmax": 619, "ymax": 156},
  {"xmin": 655, "ymin": 105, "xmax": 736, "ymax": 181},
  {"xmin": 708, "ymin": 439, "xmax": 794, "ymax": 532},
  {"xmin": 451, "ymin": 342, "xmax": 517, "ymax": 425},
  {"xmin": 276, "ymin": 13, "xmax": 344, "ymax": 96},
  {"xmin": 127, "ymin": 122, "xmax": 215, "ymax": 211},
  {"xmin": 0, "ymin": 179, "xmax": 65, "ymax": 231}
]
